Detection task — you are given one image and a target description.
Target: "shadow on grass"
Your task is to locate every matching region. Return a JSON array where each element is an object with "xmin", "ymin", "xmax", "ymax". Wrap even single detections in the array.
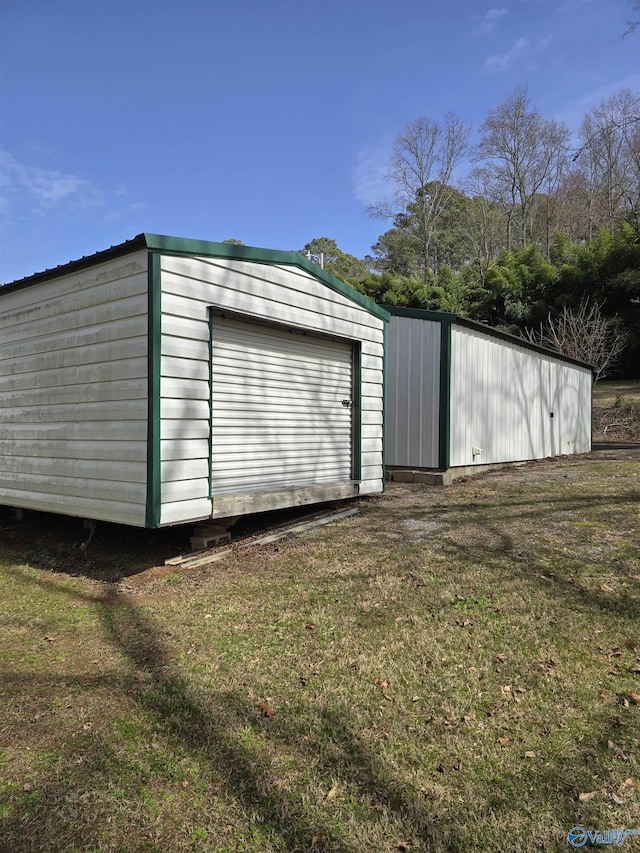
[
  {"xmin": 2, "ymin": 471, "xmax": 639, "ymax": 851},
  {"xmin": 3, "ymin": 566, "xmax": 637, "ymax": 851},
  {"xmin": 0, "ymin": 568, "xmax": 474, "ymax": 852},
  {"xmin": 369, "ymin": 486, "xmax": 639, "ymax": 620}
]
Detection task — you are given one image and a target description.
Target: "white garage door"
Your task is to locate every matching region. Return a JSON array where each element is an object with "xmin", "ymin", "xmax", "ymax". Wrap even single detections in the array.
[{"xmin": 210, "ymin": 314, "xmax": 355, "ymax": 496}]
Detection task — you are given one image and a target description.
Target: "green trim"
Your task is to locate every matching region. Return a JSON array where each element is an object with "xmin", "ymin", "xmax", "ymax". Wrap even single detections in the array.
[
  {"xmin": 142, "ymin": 233, "xmax": 390, "ymax": 322},
  {"xmin": 383, "ymin": 304, "xmax": 593, "ymax": 372},
  {"xmin": 145, "ymin": 251, "xmax": 162, "ymax": 528},
  {"xmin": 208, "ymin": 311, "xmax": 214, "ymax": 499},
  {"xmin": 3, "ymin": 232, "xmax": 390, "ymax": 324},
  {"xmin": 352, "ymin": 343, "xmax": 362, "ymax": 482},
  {"xmin": 1, "ymin": 235, "xmax": 149, "ymax": 293},
  {"xmin": 438, "ymin": 321, "xmax": 452, "ymax": 470},
  {"xmin": 381, "ymin": 304, "xmax": 459, "ymax": 323},
  {"xmin": 381, "ymin": 320, "xmax": 387, "ymax": 492}
]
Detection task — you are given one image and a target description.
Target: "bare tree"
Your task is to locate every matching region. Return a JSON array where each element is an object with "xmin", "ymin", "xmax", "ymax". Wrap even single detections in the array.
[
  {"xmin": 524, "ymin": 300, "xmax": 627, "ymax": 381},
  {"xmin": 624, "ymin": 0, "xmax": 640, "ymax": 35},
  {"xmin": 369, "ymin": 113, "xmax": 470, "ymax": 281},
  {"xmin": 573, "ymin": 89, "xmax": 640, "ymax": 234},
  {"xmin": 474, "ymin": 85, "xmax": 570, "ymax": 251},
  {"xmin": 459, "ymin": 167, "xmax": 507, "ymax": 288}
]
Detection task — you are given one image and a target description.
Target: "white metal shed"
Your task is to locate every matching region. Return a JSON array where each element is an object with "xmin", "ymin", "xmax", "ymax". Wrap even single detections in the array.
[
  {"xmin": 0, "ymin": 234, "xmax": 388, "ymax": 527},
  {"xmin": 385, "ymin": 307, "xmax": 593, "ymax": 475}
]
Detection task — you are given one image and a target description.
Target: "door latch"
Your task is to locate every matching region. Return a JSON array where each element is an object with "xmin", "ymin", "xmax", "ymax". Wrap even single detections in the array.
[{"xmin": 341, "ymin": 399, "xmax": 353, "ymax": 408}]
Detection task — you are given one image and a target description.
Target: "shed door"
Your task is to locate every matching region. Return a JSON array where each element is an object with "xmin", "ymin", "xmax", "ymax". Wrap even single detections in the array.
[{"xmin": 210, "ymin": 314, "xmax": 354, "ymax": 496}]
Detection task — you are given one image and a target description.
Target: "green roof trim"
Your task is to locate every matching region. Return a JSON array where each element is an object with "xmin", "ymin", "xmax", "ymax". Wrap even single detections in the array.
[
  {"xmin": 2, "ymin": 232, "xmax": 390, "ymax": 322},
  {"xmin": 383, "ymin": 304, "xmax": 594, "ymax": 371},
  {"xmin": 142, "ymin": 233, "xmax": 390, "ymax": 321}
]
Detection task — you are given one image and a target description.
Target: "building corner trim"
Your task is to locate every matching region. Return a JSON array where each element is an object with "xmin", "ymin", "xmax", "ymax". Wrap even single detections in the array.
[{"xmin": 145, "ymin": 251, "xmax": 162, "ymax": 528}]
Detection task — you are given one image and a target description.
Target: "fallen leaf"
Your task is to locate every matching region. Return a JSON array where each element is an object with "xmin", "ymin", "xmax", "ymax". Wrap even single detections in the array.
[
  {"xmin": 624, "ymin": 639, "xmax": 638, "ymax": 650},
  {"xmin": 383, "ymin": 693, "xmax": 395, "ymax": 702},
  {"xmin": 44, "ymin": 636, "xmax": 57, "ymax": 643},
  {"xmin": 373, "ymin": 678, "xmax": 390, "ymax": 690},
  {"xmin": 611, "ymin": 793, "xmax": 623, "ymax": 804},
  {"xmin": 524, "ymin": 751, "xmax": 536, "ymax": 758},
  {"xmin": 493, "ymin": 653, "xmax": 507, "ymax": 663},
  {"xmin": 497, "ymin": 736, "xmax": 511, "ymax": 745},
  {"xmin": 259, "ymin": 703, "xmax": 275, "ymax": 719},
  {"xmin": 628, "ymin": 692, "xmax": 640, "ymax": 705},
  {"xmin": 325, "ymin": 783, "xmax": 339, "ymax": 800},
  {"xmin": 501, "ymin": 685, "xmax": 512, "ymax": 695},
  {"xmin": 82, "ymin": 722, "xmax": 92, "ymax": 731},
  {"xmin": 22, "ymin": 783, "xmax": 32, "ymax": 791},
  {"xmin": 629, "ymin": 664, "xmax": 640, "ymax": 674},
  {"xmin": 623, "ymin": 778, "xmax": 634, "ymax": 787},
  {"xmin": 579, "ymin": 791, "xmax": 596, "ymax": 802},
  {"xmin": 181, "ymin": 780, "xmax": 189, "ymax": 788},
  {"xmin": 311, "ymin": 834, "xmax": 324, "ymax": 847},
  {"xmin": 607, "ymin": 739, "xmax": 616, "ymax": 749}
]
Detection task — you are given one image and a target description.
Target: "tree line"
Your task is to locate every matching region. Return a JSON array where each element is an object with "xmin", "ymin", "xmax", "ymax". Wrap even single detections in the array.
[{"xmin": 301, "ymin": 86, "xmax": 640, "ymax": 379}]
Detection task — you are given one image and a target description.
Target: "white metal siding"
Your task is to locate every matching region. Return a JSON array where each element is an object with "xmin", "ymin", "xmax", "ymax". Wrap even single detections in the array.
[
  {"xmin": 385, "ymin": 316, "xmax": 441, "ymax": 468},
  {"xmin": 0, "ymin": 252, "xmax": 149, "ymax": 525},
  {"xmin": 449, "ymin": 326, "xmax": 592, "ymax": 467},
  {"xmin": 210, "ymin": 315, "xmax": 353, "ymax": 494},
  {"xmin": 158, "ymin": 255, "xmax": 385, "ymax": 526}
]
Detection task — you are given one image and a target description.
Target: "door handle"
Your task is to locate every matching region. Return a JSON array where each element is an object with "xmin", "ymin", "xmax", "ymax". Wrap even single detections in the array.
[{"xmin": 341, "ymin": 399, "xmax": 353, "ymax": 408}]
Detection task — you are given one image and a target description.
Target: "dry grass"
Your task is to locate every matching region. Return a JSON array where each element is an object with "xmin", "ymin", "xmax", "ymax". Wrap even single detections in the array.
[
  {"xmin": 1, "ymin": 451, "xmax": 639, "ymax": 852},
  {"xmin": 593, "ymin": 380, "xmax": 640, "ymax": 409}
]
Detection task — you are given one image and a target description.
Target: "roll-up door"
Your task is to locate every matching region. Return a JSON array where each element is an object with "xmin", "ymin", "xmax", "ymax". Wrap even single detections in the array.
[{"xmin": 210, "ymin": 314, "xmax": 355, "ymax": 496}]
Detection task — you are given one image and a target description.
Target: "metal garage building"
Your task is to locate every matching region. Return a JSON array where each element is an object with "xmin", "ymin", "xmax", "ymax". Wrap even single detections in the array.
[
  {"xmin": 385, "ymin": 306, "xmax": 593, "ymax": 477},
  {"xmin": 0, "ymin": 234, "xmax": 388, "ymax": 527}
]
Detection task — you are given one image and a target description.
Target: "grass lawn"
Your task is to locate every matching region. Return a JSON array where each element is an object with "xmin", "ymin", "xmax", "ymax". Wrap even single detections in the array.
[
  {"xmin": 593, "ymin": 380, "xmax": 640, "ymax": 408},
  {"xmin": 1, "ymin": 452, "xmax": 639, "ymax": 852}
]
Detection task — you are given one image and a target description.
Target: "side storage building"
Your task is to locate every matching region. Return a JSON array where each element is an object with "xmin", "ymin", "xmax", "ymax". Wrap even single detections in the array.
[
  {"xmin": 0, "ymin": 234, "xmax": 388, "ymax": 527},
  {"xmin": 385, "ymin": 306, "xmax": 592, "ymax": 474}
]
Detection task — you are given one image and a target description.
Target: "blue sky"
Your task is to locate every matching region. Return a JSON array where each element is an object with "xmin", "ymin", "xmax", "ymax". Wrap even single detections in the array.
[{"xmin": 1, "ymin": 0, "xmax": 638, "ymax": 283}]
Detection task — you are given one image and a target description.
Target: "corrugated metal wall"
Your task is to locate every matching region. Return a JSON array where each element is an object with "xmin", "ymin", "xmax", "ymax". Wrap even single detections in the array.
[
  {"xmin": 385, "ymin": 316, "xmax": 441, "ymax": 468},
  {"xmin": 449, "ymin": 326, "xmax": 592, "ymax": 466},
  {"xmin": 0, "ymin": 252, "xmax": 150, "ymax": 524},
  {"xmin": 159, "ymin": 255, "xmax": 385, "ymax": 526}
]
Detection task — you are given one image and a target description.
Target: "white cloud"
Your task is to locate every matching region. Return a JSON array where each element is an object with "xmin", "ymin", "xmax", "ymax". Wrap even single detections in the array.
[
  {"xmin": 0, "ymin": 150, "xmax": 102, "ymax": 216},
  {"xmin": 352, "ymin": 140, "xmax": 393, "ymax": 208},
  {"xmin": 484, "ymin": 37, "xmax": 529, "ymax": 71},
  {"xmin": 483, "ymin": 34, "xmax": 552, "ymax": 72},
  {"xmin": 473, "ymin": 7, "xmax": 508, "ymax": 36}
]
